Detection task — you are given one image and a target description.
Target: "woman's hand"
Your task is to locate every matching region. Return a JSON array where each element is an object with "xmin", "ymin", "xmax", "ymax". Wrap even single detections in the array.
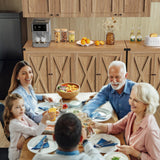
[
  {"xmin": 43, "ymin": 95, "xmax": 54, "ymax": 102},
  {"xmin": 17, "ymin": 135, "xmax": 26, "ymax": 150},
  {"xmin": 116, "ymin": 145, "xmax": 141, "ymax": 158},
  {"xmin": 90, "ymin": 121, "xmax": 108, "ymax": 133}
]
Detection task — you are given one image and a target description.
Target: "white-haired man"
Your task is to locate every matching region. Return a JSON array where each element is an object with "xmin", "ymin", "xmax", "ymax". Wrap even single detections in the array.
[{"xmin": 82, "ymin": 61, "xmax": 135, "ymax": 119}]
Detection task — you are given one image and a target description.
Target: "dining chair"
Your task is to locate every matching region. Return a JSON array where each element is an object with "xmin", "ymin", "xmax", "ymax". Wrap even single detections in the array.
[
  {"xmin": 0, "ymin": 103, "xmax": 5, "ymax": 128},
  {"xmin": 0, "ymin": 103, "xmax": 10, "ymax": 141}
]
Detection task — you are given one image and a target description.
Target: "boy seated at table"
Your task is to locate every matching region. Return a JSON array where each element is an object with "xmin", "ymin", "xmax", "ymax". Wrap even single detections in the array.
[{"xmin": 33, "ymin": 113, "xmax": 104, "ymax": 160}]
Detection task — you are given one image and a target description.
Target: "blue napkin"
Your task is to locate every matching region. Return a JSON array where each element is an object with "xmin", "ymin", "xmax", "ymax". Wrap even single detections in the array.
[
  {"xmin": 38, "ymin": 106, "xmax": 50, "ymax": 111},
  {"xmin": 91, "ymin": 112, "xmax": 106, "ymax": 120},
  {"xmin": 94, "ymin": 138, "xmax": 118, "ymax": 148},
  {"xmin": 32, "ymin": 135, "xmax": 49, "ymax": 150}
]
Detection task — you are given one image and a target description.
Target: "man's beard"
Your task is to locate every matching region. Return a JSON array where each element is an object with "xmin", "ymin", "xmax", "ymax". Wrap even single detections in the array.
[{"xmin": 110, "ymin": 79, "xmax": 126, "ymax": 90}]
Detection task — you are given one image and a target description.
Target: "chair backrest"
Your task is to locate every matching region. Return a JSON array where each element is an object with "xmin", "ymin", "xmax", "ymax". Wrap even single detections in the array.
[
  {"xmin": 0, "ymin": 103, "xmax": 10, "ymax": 141},
  {"xmin": 0, "ymin": 103, "xmax": 5, "ymax": 128}
]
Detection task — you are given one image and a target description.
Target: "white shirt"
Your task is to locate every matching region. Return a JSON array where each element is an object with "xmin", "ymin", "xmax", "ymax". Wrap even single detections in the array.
[{"xmin": 9, "ymin": 114, "xmax": 46, "ymax": 160}]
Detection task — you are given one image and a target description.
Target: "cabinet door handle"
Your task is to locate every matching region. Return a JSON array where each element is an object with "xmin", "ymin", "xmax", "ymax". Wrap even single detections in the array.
[
  {"xmin": 119, "ymin": 14, "xmax": 122, "ymax": 16},
  {"xmin": 114, "ymin": 14, "xmax": 117, "ymax": 16},
  {"xmin": 96, "ymin": 74, "xmax": 101, "ymax": 75},
  {"xmin": 50, "ymin": 14, "xmax": 53, "ymax": 16},
  {"xmin": 48, "ymin": 73, "xmax": 53, "ymax": 75},
  {"xmin": 150, "ymin": 74, "xmax": 156, "ymax": 76},
  {"xmin": 56, "ymin": 14, "xmax": 59, "ymax": 16}
]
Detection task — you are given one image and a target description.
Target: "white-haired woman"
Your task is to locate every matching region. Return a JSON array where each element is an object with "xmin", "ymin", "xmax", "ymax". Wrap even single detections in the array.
[{"xmin": 92, "ymin": 83, "xmax": 160, "ymax": 160}]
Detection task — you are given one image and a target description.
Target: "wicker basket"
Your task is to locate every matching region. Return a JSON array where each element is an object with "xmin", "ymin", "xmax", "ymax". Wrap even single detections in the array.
[{"xmin": 56, "ymin": 82, "xmax": 80, "ymax": 99}]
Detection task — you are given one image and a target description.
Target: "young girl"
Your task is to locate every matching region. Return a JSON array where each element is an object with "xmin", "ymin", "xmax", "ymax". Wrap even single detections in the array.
[{"xmin": 3, "ymin": 93, "xmax": 51, "ymax": 160}]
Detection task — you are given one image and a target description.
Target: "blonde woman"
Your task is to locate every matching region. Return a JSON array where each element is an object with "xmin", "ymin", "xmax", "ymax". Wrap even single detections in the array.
[{"xmin": 92, "ymin": 83, "xmax": 160, "ymax": 160}]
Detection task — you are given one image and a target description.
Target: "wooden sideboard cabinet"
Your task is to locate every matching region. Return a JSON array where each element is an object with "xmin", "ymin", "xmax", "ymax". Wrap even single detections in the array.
[
  {"xmin": 22, "ymin": 0, "xmax": 88, "ymax": 17},
  {"xmin": 23, "ymin": 41, "xmax": 126, "ymax": 93},
  {"xmin": 126, "ymin": 41, "xmax": 160, "ymax": 94},
  {"xmin": 22, "ymin": 0, "xmax": 151, "ymax": 17}
]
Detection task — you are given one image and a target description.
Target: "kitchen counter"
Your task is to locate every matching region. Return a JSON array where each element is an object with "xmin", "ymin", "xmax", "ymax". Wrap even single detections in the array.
[{"xmin": 23, "ymin": 40, "xmax": 126, "ymax": 52}]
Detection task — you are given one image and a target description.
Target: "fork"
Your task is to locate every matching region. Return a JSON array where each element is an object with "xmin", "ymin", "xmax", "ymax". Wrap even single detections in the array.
[{"xmin": 38, "ymin": 137, "xmax": 48, "ymax": 152}]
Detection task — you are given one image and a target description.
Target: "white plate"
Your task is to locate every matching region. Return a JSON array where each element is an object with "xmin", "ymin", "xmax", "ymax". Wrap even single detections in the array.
[
  {"xmin": 89, "ymin": 134, "xmax": 120, "ymax": 153},
  {"xmin": 92, "ymin": 108, "xmax": 112, "ymax": 122},
  {"xmin": 104, "ymin": 151, "xmax": 129, "ymax": 160},
  {"xmin": 69, "ymin": 100, "xmax": 82, "ymax": 108},
  {"xmin": 76, "ymin": 40, "xmax": 94, "ymax": 46},
  {"xmin": 27, "ymin": 135, "xmax": 58, "ymax": 154}
]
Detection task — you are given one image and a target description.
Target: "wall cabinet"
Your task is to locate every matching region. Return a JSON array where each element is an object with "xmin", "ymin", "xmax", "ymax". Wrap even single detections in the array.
[
  {"xmin": 23, "ymin": 41, "xmax": 125, "ymax": 93},
  {"xmin": 89, "ymin": 0, "xmax": 151, "ymax": 17},
  {"xmin": 126, "ymin": 41, "xmax": 160, "ymax": 94},
  {"xmin": 22, "ymin": 0, "xmax": 53, "ymax": 17},
  {"xmin": 22, "ymin": 0, "xmax": 88, "ymax": 17},
  {"xmin": 22, "ymin": 0, "xmax": 151, "ymax": 17}
]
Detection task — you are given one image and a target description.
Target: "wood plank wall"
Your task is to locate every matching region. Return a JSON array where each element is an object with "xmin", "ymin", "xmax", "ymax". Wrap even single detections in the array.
[
  {"xmin": 26, "ymin": 3, "xmax": 160, "ymax": 41},
  {"xmin": 0, "ymin": 1, "xmax": 160, "ymax": 41}
]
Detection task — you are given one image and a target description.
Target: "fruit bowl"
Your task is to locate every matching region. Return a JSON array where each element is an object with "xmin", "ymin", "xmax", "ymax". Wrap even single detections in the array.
[{"xmin": 56, "ymin": 82, "xmax": 80, "ymax": 99}]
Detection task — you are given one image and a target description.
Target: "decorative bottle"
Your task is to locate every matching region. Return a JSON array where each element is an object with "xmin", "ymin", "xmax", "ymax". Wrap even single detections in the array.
[
  {"xmin": 136, "ymin": 30, "xmax": 142, "ymax": 42},
  {"xmin": 130, "ymin": 30, "xmax": 135, "ymax": 42}
]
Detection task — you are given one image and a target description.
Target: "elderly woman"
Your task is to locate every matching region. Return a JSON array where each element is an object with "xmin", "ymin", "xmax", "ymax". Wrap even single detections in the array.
[{"xmin": 92, "ymin": 83, "xmax": 160, "ymax": 160}]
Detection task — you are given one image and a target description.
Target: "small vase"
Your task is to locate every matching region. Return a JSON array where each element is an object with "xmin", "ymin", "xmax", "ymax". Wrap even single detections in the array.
[{"xmin": 106, "ymin": 32, "xmax": 115, "ymax": 45}]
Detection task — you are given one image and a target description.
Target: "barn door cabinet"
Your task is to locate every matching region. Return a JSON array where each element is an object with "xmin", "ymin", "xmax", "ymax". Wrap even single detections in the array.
[
  {"xmin": 23, "ymin": 41, "xmax": 126, "ymax": 93},
  {"xmin": 22, "ymin": 0, "xmax": 88, "ymax": 17},
  {"xmin": 126, "ymin": 41, "xmax": 160, "ymax": 94}
]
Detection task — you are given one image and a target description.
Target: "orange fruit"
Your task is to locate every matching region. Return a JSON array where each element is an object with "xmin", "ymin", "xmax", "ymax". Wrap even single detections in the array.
[
  {"xmin": 82, "ymin": 37, "xmax": 87, "ymax": 41},
  {"xmin": 86, "ymin": 38, "xmax": 90, "ymax": 44},
  {"xmin": 100, "ymin": 41, "xmax": 104, "ymax": 45},
  {"xmin": 81, "ymin": 39, "xmax": 86, "ymax": 45},
  {"xmin": 95, "ymin": 40, "xmax": 100, "ymax": 46}
]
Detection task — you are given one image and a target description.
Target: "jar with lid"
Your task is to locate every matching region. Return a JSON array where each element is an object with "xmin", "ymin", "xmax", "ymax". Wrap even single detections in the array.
[
  {"xmin": 68, "ymin": 30, "xmax": 75, "ymax": 43},
  {"xmin": 61, "ymin": 29, "xmax": 67, "ymax": 42},
  {"xmin": 54, "ymin": 29, "xmax": 60, "ymax": 43}
]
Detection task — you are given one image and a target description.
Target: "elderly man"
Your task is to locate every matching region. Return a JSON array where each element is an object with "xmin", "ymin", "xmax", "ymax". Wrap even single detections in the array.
[{"xmin": 82, "ymin": 61, "xmax": 135, "ymax": 119}]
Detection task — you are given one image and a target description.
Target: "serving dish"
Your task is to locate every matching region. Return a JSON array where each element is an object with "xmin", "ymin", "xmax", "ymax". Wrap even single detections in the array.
[{"xmin": 76, "ymin": 40, "xmax": 94, "ymax": 46}]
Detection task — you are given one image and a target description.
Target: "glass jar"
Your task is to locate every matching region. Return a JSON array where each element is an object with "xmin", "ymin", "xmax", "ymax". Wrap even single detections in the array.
[
  {"xmin": 106, "ymin": 32, "xmax": 115, "ymax": 45},
  {"xmin": 68, "ymin": 30, "xmax": 75, "ymax": 43},
  {"xmin": 54, "ymin": 29, "xmax": 60, "ymax": 43},
  {"xmin": 61, "ymin": 29, "xmax": 67, "ymax": 42}
]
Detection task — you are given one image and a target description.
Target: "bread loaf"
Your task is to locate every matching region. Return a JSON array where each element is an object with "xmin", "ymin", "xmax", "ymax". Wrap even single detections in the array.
[{"xmin": 150, "ymin": 33, "xmax": 158, "ymax": 37}]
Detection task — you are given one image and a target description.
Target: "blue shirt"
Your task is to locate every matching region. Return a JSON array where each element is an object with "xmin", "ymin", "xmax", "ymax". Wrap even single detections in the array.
[
  {"xmin": 82, "ymin": 80, "xmax": 135, "ymax": 119},
  {"xmin": 56, "ymin": 150, "xmax": 79, "ymax": 156},
  {"xmin": 12, "ymin": 85, "xmax": 43, "ymax": 123}
]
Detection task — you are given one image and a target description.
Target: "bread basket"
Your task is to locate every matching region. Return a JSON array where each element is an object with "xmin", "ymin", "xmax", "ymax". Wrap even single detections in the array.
[
  {"xmin": 56, "ymin": 82, "xmax": 80, "ymax": 99},
  {"xmin": 144, "ymin": 35, "xmax": 160, "ymax": 47}
]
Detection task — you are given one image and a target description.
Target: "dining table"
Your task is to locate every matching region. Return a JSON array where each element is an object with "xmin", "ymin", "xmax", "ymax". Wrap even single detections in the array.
[{"xmin": 19, "ymin": 92, "xmax": 130, "ymax": 160}]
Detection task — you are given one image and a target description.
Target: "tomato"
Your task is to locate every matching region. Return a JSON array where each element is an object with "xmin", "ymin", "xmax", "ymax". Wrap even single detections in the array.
[{"xmin": 63, "ymin": 104, "xmax": 68, "ymax": 109}]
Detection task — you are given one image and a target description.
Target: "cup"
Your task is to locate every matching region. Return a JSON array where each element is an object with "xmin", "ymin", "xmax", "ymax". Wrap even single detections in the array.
[{"xmin": 48, "ymin": 107, "xmax": 56, "ymax": 121}]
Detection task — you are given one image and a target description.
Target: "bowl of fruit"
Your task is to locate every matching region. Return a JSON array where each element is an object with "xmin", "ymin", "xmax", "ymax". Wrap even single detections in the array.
[
  {"xmin": 76, "ymin": 37, "xmax": 94, "ymax": 47},
  {"xmin": 57, "ymin": 82, "xmax": 80, "ymax": 99}
]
